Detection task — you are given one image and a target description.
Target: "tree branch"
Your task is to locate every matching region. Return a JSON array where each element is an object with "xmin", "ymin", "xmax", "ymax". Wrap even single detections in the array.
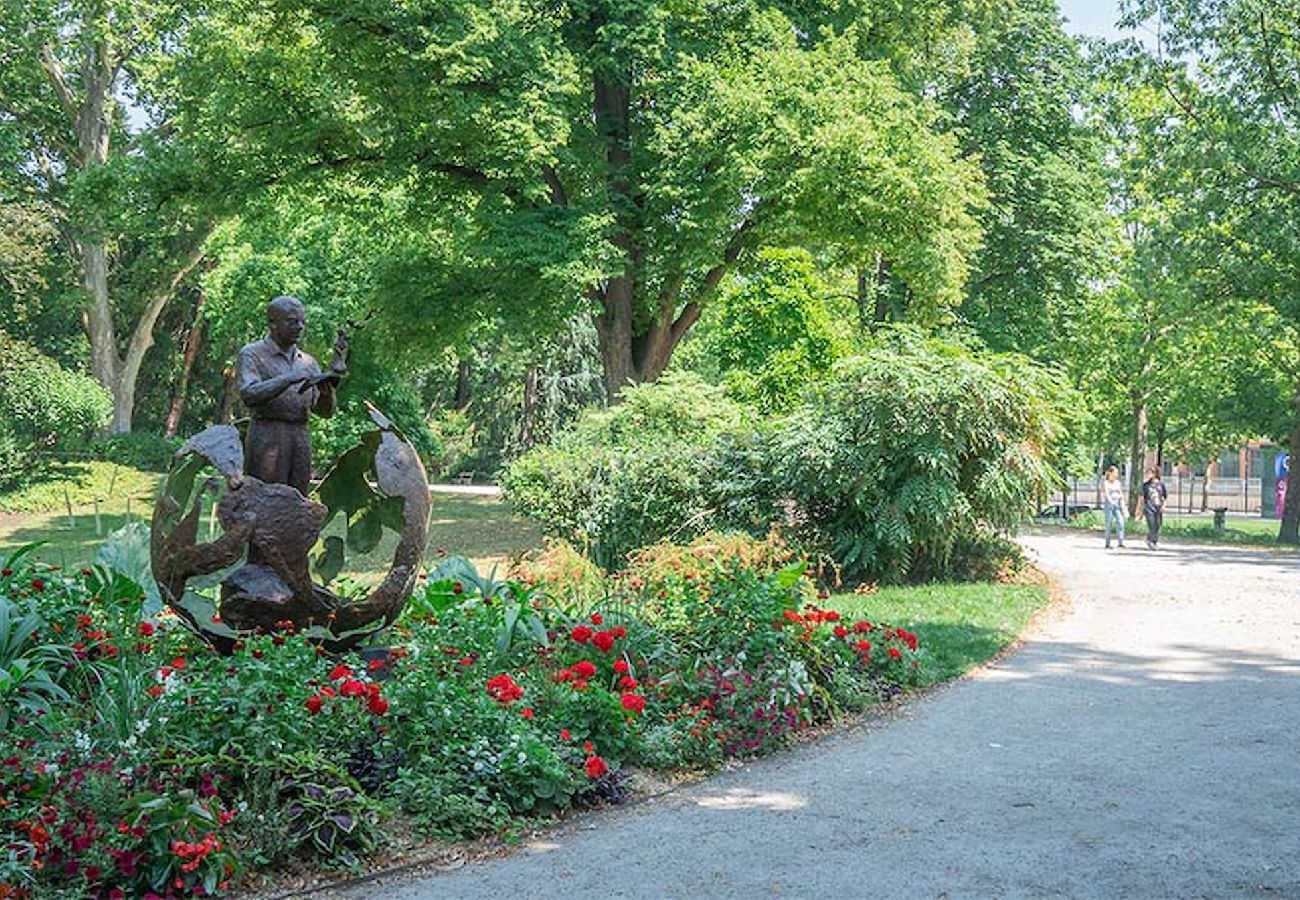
[{"xmin": 38, "ymin": 45, "xmax": 78, "ymax": 124}]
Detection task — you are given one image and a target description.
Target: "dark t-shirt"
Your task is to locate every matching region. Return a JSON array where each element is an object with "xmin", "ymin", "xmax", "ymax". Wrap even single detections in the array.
[{"xmin": 1142, "ymin": 478, "xmax": 1167, "ymax": 514}]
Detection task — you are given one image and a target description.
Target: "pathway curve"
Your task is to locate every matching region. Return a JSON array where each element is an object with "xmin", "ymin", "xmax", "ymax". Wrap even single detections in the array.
[{"xmin": 353, "ymin": 532, "xmax": 1300, "ymax": 899}]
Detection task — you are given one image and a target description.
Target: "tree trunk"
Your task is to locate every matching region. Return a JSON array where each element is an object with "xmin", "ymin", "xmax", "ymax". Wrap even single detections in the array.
[
  {"xmin": 1127, "ymin": 395, "xmax": 1148, "ymax": 518},
  {"xmin": 873, "ymin": 255, "xmax": 892, "ymax": 324},
  {"xmin": 165, "ymin": 293, "xmax": 207, "ymax": 438},
  {"xmin": 519, "ymin": 366, "xmax": 540, "ymax": 451},
  {"xmin": 1279, "ymin": 388, "xmax": 1300, "ymax": 543},
  {"xmin": 454, "ymin": 359, "xmax": 471, "ymax": 411},
  {"xmin": 219, "ymin": 367, "xmax": 239, "ymax": 424}
]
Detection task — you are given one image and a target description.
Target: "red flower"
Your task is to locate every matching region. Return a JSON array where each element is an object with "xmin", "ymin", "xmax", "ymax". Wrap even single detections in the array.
[
  {"xmin": 619, "ymin": 676, "xmax": 638, "ymax": 690},
  {"xmin": 589, "ymin": 613, "xmax": 604, "ymax": 625},
  {"xmin": 572, "ymin": 659, "xmax": 596, "ymax": 679},
  {"xmin": 833, "ymin": 625, "xmax": 848, "ymax": 638},
  {"xmin": 146, "ymin": 685, "xmax": 163, "ymax": 699},
  {"xmin": 560, "ymin": 728, "xmax": 572, "ymax": 741},
  {"xmin": 888, "ymin": 647, "xmax": 902, "ymax": 660},
  {"xmin": 305, "ymin": 695, "xmax": 324, "ymax": 715},
  {"xmin": 329, "ymin": 663, "xmax": 353, "ymax": 681},
  {"xmin": 486, "ymin": 673, "xmax": 524, "ymax": 704},
  {"xmin": 856, "ymin": 640, "xmax": 872, "ymax": 653},
  {"xmin": 30, "ymin": 578, "xmax": 44, "ymax": 593},
  {"xmin": 459, "ymin": 656, "xmax": 475, "ymax": 667},
  {"xmin": 368, "ymin": 658, "xmax": 385, "ymax": 672},
  {"xmin": 367, "ymin": 695, "xmax": 389, "ymax": 716},
  {"xmin": 584, "ymin": 755, "xmax": 608, "ymax": 779},
  {"xmin": 170, "ymin": 656, "xmax": 187, "ymax": 670},
  {"xmin": 76, "ymin": 614, "xmax": 93, "ymax": 630},
  {"xmin": 854, "ymin": 621, "xmax": 873, "ymax": 633},
  {"xmin": 620, "ymin": 692, "xmax": 645, "ymax": 714},
  {"xmin": 591, "ymin": 631, "xmax": 615, "ymax": 653},
  {"xmin": 319, "ymin": 686, "xmax": 336, "ymax": 698},
  {"xmin": 610, "ymin": 626, "xmax": 627, "ymax": 639},
  {"xmin": 613, "ymin": 659, "xmax": 629, "ymax": 674},
  {"xmin": 570, "ymin": 625, "xmax": 593, "ymax": 644},
  {"xmin": 582, "ymin": 740, "xmax": 594, "ymax": 753},
  {"xmin": 521, "ymin": 707, "xmax": 535, "ymax": 719},
  {"xmin": 138, "ymin": 621, "xmax": 156, "ymax": 637},
  {"xmin": 340, "ymin": 679, "xmax": 366, "ymax": 698}
]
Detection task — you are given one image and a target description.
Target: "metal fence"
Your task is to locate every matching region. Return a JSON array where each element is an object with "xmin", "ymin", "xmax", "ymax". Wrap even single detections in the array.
[{"xmin": 1058, "ymin": 476, "xmax": 1272, "ymax": 516}]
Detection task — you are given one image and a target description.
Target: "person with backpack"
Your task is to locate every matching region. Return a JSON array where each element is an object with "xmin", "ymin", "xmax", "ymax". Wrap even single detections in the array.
[{"xmin": 1141, "ymin": 466, "xmax": 1168, "ymax": 550}]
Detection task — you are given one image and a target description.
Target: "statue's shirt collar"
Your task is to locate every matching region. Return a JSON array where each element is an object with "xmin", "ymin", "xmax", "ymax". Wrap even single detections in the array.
[{"xmin": 262, "ymin": 335, "xmax": 300, "ymax": 363}]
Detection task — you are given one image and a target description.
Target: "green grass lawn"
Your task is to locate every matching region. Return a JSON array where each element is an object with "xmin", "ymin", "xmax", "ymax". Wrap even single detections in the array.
[
  {"xmin": 1057, "ymin": 509, "xmax": 1288, "ymax": 549},
  {"xmin": 827, "ymin": 582, "xmax": 1052, "ymax": 685},
  {"xmin": 0, "ymin": 470, "xmax": 543, "ymax": 573}
]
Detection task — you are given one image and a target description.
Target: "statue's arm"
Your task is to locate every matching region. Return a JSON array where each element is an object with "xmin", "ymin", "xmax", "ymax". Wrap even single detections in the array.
[
  {"xmin": 311, "ymin": 360, "xmax": 337, "ymax": 418},
  {"xmin": 237, "ymin": 346, "xmax": 303, "ymax": 408}
]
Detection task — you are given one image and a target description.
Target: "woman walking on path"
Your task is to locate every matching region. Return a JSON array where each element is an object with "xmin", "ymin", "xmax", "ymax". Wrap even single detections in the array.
[
  {"xmin": 1103, "ymin": 466, "xmax": 1126, "ymax": 549},
  {"xmin": 1141, "ymin": 467, "xmax": 1168, "ymax": 550}
]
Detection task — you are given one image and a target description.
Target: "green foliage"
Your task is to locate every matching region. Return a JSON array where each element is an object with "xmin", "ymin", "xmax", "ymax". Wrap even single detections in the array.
[
  {"xmin": 772, "ymin": 331, "xmax": 1065, "ymax": 583},
  {"xmin": 0, "ymin": 332, "xmax": 111, "ymax": 487},
  {"xmin": 502, "ymin": 373, "xmax": 750, "ymax": 568},
  {"xmin": 88, "ymin": 432, "xmax": 182, "ymax": 472},
  {"xmin": 684, "ymin": 248, "xmax": 853, "ymax": 412}
]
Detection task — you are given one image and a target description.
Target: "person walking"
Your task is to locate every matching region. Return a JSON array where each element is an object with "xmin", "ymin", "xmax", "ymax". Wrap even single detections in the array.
[
  {"xmin": 1141, "ymin": 466, "xmax": 1168, "ymax": 550},
  {"xmin": 1102, "ymin": 465, "xmax": 1126, "ymax": 549}
]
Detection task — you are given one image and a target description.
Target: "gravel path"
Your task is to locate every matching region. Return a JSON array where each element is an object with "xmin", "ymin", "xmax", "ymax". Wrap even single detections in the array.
[{"xmin": 353, "ymin": 531, "xmax": 1300, "ymax": 899}]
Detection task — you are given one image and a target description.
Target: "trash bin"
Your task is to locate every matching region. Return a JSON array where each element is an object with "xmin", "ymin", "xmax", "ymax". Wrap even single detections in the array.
[{"xmin": 1213, "ymin": 507, "xmax": 1228, "ymax": 530}]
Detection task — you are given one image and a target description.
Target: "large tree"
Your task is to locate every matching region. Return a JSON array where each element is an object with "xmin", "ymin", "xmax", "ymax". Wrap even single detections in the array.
[
  {"xmin": 1123, "ymin": 0, "xmax": 1300, "ymax": 540},
  {"xmin": 949, "ymin": 0, "xmax": 1112, "ymax": 354},
  {"xmin": 173, "ymin": 0, "xmax": 986, "ymax": 398},
  {"xmin": 0, "ymin": 0, "xmax": 216, "ymax": 432}
]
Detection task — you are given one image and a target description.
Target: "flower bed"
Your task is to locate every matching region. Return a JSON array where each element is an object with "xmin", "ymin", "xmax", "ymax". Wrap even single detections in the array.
[{"xmin": 0, "ymin": 533, "xmax": 922, "ymax": 897}]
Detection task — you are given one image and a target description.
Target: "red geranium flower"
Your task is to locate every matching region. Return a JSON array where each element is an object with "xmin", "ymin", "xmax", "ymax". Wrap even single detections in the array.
[
  {"xmin": 560, "ymin": 728, "xmax": 572, "ymax": 741},
  {"xmin": 619, "ymin": 676, "xmax": 638, "ymax": 690},
  {"xmin": 137, "ymin": 621, "xmax": 156, "ymax": 637},
  {"xmin": 305, "ymin": 695, "xmax": 324, "ymax": 715},
  {"xmin": 329, "ymin": 663, "xmax": 353, "ymax": 681},
  {"xmin": 833, "ymin": 625, "xmax": 848, "ymax": 638},
  {"xmin": 589, "ymin": 613, "xmax": 603, "ymax": 625},
  {"xmin": 572, "ymin": 659, "xmax": 596, "ymax": 679},
  {"xmin": 610, "ymin": 626, "xmax": 627, "ymax": 639},
  {"xmin": 613, "ymin": 659, "xmax": 629, "ymax": 674},
  {"xmin": 570, "ymin": 625, "xmax": 593, "ymax": 644},
  {"xmin": 584, "ymin": 755, "xmax": 608, "ymax": 779},
  {"xmin": 888, "ymin": 647, "xmax": 902, "ymax": 660},
  {"xmin": 339, "ymin": 679, "xmax": 366, "ymax": 698},
  {"xmin": 591, "ymin": 631, "xmax": 615, "ymax": 652},
  {"xmin": 620, "ymin": 692, "xmax": 645, "ymax": 714},
  {"xmin": 521, "ymin": 707, "xmax": 535, "ymax": 719},
  {"xmin": 367, "ymin": 695, "xmax": 389, "ymax": 716}
]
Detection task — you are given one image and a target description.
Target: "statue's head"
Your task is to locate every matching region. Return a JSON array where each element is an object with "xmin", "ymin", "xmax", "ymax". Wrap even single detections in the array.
[{"xmin": 267, "ymin": 295, "xmax": 305, "ymax": 350}]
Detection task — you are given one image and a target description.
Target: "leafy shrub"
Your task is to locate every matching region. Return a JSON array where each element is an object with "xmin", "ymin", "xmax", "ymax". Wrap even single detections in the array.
[
  {"xmin": 770, "ymin": 332, "xmax": 1065, "ymax": 583},
  {"xmin": 0, "ymin": 332, "xmax": 110, "ymax": 489},
  {"xmin": 88, "ymin": 432, "xmax": 183, "ymax": 472},
  {"xmin": 502, "ymin": 373, "xmax": 749, "ymax": 568}
]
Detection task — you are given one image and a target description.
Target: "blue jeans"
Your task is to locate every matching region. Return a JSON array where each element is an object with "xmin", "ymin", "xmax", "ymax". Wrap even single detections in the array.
[{"xmin": 1104, "ymin": 504, "xmax": 1126, "ymax": 546}]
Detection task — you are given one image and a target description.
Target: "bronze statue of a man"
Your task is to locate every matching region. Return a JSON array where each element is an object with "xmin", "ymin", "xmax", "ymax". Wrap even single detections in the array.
[{"xmin": 236, "ymin": 296, "xmax": 347, "ymax": 495}]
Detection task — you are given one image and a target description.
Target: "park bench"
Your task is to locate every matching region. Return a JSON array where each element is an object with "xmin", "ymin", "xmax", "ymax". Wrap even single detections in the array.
[{"xmin": 451, "ymin": 470, "xmax": 476, "ymax": 485}]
